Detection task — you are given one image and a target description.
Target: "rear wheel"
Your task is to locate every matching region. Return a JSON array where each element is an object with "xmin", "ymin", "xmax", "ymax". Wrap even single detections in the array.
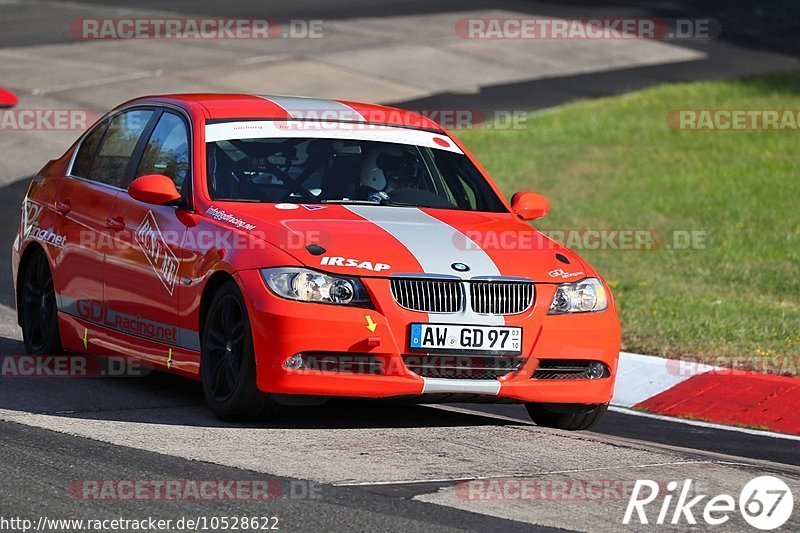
[
  {"xmin": 525, "ymin": 402, "xmax": 607, "ymax": 431},
  {"xmin": 20, "ymin": 249, "xmax": 61, "ymax": 355},
  {"xmin": 200, "ymin": 280, "xmax": 279, "ymax": 421}
]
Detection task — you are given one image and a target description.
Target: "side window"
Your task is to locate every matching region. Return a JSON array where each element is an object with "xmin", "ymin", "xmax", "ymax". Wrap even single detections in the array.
[
  {"xmin": 136, "ymin": 112, "xmax": 190, "ymax": 192},
  {"xmin": 71, "ymin": 120, "xmax": 109, "ymax": 178},
  {"xmin": 427, "ymin": 149, "xmax": 505, "ymax": 212},
  {"xmin": 90, "ymin": 109, "xmax": 154, "ymax": 188}
]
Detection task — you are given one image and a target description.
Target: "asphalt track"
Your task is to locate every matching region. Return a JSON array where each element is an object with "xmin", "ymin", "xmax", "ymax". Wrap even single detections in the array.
[
  {"xmin": 1, "ymin": 1, "xmax": 799, "ymax": 531},
  {"xmin": 0, "ymin": 419, "xmax": 559, "ymax": 533}
]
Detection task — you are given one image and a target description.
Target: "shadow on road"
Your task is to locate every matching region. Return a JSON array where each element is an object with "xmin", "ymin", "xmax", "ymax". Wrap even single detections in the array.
[
  {"xmin": 1, "ymin": 178, "xmax": 30, "ymax": 309},
  {"xmin": 0, "ymin": 335, "xmax": 23, "ymax": 355},
  {"xmin": 0, "ymin": 346, "xmax": 522, "ymax": 430}
]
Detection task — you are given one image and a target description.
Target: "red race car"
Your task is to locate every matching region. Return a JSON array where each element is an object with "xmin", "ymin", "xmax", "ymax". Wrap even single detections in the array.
[{"xmin": 12, "ymin": 95, "xmax": 620, "ymax": 429}]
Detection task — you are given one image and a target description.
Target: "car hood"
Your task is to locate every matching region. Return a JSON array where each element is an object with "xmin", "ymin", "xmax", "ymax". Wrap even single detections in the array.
[{"xmin": 207, "ymin": 203, "xmax": 593, "ymax": 282}]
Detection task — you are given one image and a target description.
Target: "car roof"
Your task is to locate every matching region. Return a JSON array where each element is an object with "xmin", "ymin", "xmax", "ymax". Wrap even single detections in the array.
[{"xmin": 120, "ymin": 94, "xmax": 445, "ymax": 132}]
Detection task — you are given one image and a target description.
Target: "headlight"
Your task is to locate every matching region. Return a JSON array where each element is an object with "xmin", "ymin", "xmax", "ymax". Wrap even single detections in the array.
[
  {"xmin": 261, "ymin": 267, "xmax": 372, "ymax": 307},
  {"xmin": 549, "ymin": 277, "xmax": 608, "ymax": 314}
]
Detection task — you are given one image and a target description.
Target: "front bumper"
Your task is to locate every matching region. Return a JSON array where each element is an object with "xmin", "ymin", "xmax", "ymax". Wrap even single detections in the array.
[{"xmin": 239, "ymin": 269, "xmax": 621, "ymax": 404}]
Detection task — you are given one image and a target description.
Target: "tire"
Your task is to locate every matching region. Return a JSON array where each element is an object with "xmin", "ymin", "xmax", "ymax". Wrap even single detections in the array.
[
  {"xmin": 20, "ymin": 248, "xmax": 62, "ymax": 355},
  {"xmin": 525, "ymin": 402, "xmax": 608, "ymax": 431},
  {"xmin": 200, "ymin": 280, "xmax": 280, "ymax": 421}
]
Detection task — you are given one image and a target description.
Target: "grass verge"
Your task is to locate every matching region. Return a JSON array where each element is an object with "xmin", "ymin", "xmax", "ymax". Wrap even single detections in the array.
[{"xmin": 458, "ymin": 72, "xmax": 800, "ymax": 366}]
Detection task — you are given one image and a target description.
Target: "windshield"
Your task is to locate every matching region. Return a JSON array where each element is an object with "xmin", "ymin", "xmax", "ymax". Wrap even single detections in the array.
[{"xmin": 206, "ymin": 137, "xmax": 507, "ymax": 212}]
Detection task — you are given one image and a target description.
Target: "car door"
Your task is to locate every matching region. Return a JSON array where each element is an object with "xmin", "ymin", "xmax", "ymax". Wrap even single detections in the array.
[
  {"xmin": 103, "ymin": 109, "xmax": 193, "ymax": 363},
  {"xmin": 54, "ymin": 108, "xmax": 155, "ymax": 339}
]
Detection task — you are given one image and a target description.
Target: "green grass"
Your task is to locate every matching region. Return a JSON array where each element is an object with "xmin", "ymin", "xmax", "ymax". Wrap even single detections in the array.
[{"xmin": 458, "ymin": 72, "xmax": 800, "ymax": 364}]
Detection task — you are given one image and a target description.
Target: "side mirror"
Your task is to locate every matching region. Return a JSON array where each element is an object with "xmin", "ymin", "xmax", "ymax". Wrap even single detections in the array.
[
  {"xmin": 511, "ymin": 191, "xmax": 549, "ymax": 221},
  {"xmin": 128, "ymin": 174, "xmax": 181, "ymax": 206},
  {"xmin": 0, "ymin": 88, "xmax": 18, "ymax": 109}
]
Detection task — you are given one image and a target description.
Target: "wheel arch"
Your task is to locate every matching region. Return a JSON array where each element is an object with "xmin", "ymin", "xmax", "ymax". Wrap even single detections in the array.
[
  {"xmin": 198, "ymin": 270, "xmax": 237, "ymax": 334},
  {"xmin": 16, "ymin": 242, "xmax": 49, "ymax": 326}
]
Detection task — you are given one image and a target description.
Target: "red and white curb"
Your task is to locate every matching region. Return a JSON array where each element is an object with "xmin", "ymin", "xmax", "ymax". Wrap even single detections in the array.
[{"xmin": 612, "ymin": 352, "xmax": 800, "ymax": 438}]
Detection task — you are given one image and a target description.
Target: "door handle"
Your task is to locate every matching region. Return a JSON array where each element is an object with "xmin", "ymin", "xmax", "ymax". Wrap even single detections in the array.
[
  {"xmin": 55, "ymin": 200, "xmax": 71, "ymax": 216},
  {"xmin": 105, "ymin": 216, "xmax": 125, "ymax": 231}
]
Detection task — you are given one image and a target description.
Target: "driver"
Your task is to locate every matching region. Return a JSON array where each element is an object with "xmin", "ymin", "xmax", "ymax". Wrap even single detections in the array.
[
  {"xmin": 358, "ymin": 148, "xmax": 424, "ymax": 200},
  {"xmin": 383, "ymin": 153, "xmax": 414, "ymax": 192}
]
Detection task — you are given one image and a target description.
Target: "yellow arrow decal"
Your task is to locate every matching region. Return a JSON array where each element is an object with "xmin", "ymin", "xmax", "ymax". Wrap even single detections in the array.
[
  {"xmin": 82, "ymin": 328, "xmax": 88, "ymax": 349},
  {"xmin": 167, "ymin": 348, "xmax": 173, "ymax": 370},
  {"xmin": 365, "ymin": 315, "xmax": 377, "ymax": 332}
]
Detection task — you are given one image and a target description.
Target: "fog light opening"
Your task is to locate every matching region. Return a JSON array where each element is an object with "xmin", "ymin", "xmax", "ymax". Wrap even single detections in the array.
[
  {"xmin": 284, "ymin": 354, "xmax": 305, "ymax": 370},
  {"xmin": 585, "ymin": 361, "xmax": 607, "ymax": 379}
]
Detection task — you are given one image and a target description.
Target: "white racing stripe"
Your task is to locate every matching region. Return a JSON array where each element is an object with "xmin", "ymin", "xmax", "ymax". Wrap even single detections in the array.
[
  {"xmin": 204, "ymin": 121, "xmax": 463, "ymax": 153},
  {"xmin": 258, "ymin": 95, "xmax": 366, "ymax": 122},
  {"xmin": 345, "ymin": 205, "xmax": 504, "ymax": 325},
  {"xmin": 345, "ymin": 206, "xmax": 499, "ymax": 279}
]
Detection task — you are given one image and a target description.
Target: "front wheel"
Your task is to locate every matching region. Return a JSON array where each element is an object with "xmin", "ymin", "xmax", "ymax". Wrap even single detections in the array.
[
  {"xmin": 200, "ymin": 280, "xmax": 279, "ymax": 421},
  {"xmin": 525, "ymin": 402, "xmax": 608, "ymax": 431}
]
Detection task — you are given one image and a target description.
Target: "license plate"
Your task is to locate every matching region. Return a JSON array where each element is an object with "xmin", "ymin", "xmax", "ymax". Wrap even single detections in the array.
[{"xmin": 409, "ymin": 324, "xmax": 522, "ymax": 355}]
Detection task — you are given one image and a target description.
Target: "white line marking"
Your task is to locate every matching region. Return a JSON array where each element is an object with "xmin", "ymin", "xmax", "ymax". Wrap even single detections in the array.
[
  {"xmin": 31, "ymin": 70, "xmax": 163, "ymax": 96},
  {"xmin": 427, "ymin": 403, "xmax": 530, "ymax": 424},
  {"xmin": 0, "ymin": 49, "xmax": 124, "ymax": 72},
  {"xmin": 31, "ymin": 0, "xmax": 186, "ymax": 16},
  {"xmin": 335, "ymin": 460, "xmax": 709, "ymax": 487},
  {"xmin": 608, "ymin": 406, "xmax": 800, "ymax": 441},
  {"xmin": 612, "ymin": 351, "xmax": 714, "ymax": 407},
  {"xmin": 234, "ymin": 54, "xmax": 293, "ymax": 65},
  {"xmin": 431, "ymin": 403, "xmax": 800, "ymax": 442}
]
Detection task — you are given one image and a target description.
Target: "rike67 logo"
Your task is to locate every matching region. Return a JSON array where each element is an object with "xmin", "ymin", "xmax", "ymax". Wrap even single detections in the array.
[{"xmin": 624, "ymin": 476, "xmax": 794, "ymax": 530}]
